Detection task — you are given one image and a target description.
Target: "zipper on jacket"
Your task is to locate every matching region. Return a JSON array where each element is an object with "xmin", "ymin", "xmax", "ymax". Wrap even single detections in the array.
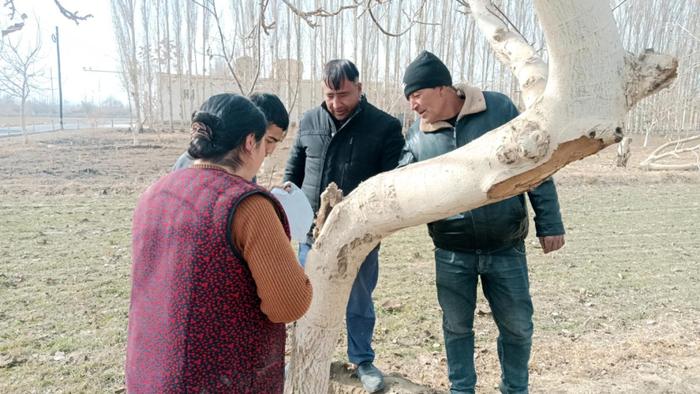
[
  {"xmin": 318, "ymin": 106, "xmax": 363, "ymax": 202},
  {"xmin": 346, "ymin": 136, "xmax": 354, "ymax": 163},
  {"xmin": 338, "ymin": 135, "xmax": 354, "ymax": 188}
]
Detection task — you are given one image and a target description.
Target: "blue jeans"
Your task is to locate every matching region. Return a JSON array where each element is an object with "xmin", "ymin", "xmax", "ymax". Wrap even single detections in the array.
[
  {"xmin": 298, "ymin": 242, "xmax": 379, "ymax": 365},
  {"xmin": 435, "ymin": 243, "xmax": 533, "ymax": 394}
]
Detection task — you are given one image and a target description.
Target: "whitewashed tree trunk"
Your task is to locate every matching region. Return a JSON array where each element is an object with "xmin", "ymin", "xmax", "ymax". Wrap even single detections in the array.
[
  {"xmin": 468, "ymin": 0, "xmax": 547, "ymax": 108},
  {"xmin": 284, "ymin": 0, "xmax": 677, "ymax": 392},
  {"xmin": 616, "ymin": 136, "xmax": 632, "ymax": 167}
]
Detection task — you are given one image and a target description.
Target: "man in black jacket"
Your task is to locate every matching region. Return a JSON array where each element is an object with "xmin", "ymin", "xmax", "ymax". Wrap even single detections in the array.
[
  {"xmin": 284, "ymin": 59, "xmax": 404, "ymax": 393},
  {"xmin": 400, "ymin": 51, "xmax": 565, "ymax": 394}
]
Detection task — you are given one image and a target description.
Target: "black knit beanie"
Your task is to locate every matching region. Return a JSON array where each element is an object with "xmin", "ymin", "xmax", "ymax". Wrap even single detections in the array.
[{"xmin": 403, "ymin": 50, "xmax": 452, "ymax": 98}]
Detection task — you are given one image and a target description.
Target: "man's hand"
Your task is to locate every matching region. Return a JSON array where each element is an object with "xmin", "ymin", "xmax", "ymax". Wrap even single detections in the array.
[{"xmin": 538, "ymin": 235, "xmax": 565, "ymax": 254}]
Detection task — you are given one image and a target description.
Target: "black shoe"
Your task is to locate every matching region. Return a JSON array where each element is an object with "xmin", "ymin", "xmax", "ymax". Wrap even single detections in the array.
[{"xmin": 356, "ymin": 362, "xmax": 385, "ymax": 393}]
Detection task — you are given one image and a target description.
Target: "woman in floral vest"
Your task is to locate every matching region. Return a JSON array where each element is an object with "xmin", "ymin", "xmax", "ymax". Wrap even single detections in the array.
[{"xmin": 126, "ymin": 93, "xmax": 312, "ymax": 393}]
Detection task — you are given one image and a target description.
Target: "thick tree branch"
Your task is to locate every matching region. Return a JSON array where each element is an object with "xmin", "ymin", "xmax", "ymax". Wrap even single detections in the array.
[
  {"xmin": 467, "ymin": 0, "xmax": 547, "ymax": 108},
  {"xmin": 313, "ymin": 183, "xmax": 343, "ymax": 240},
  {"xmin": 624, "ymin": 50, "xmax": 679, "ymax": 110}
]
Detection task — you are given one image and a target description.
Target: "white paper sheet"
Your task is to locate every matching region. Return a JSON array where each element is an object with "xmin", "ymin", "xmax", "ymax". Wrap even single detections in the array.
[{"xmin": 270, "ymin": 184, "xmax": 314, "ymax": 242}]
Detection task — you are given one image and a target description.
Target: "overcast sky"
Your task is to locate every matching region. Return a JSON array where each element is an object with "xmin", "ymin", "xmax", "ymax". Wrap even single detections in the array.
[{"xmin": 7, "ymin": 0, "xmax": 126, "ymax": 104}]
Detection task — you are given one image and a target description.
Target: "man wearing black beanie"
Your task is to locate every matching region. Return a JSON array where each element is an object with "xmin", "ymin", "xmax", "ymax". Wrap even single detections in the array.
[
  {"xmin": 402, "ymin": 50, "xmax": 453, "ymax": 100},
  {"xmin": 399, "ymin": 51, "xmax": 566, "ymax": 394}
]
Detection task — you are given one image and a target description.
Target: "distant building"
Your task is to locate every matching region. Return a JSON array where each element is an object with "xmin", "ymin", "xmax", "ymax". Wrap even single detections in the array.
[{"xmin": 155, "ymin": 57, "xmax": 407, "ymax": 126}]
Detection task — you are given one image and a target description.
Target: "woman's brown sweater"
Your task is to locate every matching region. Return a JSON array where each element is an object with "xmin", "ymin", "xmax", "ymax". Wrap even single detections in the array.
[{"xmin": 232, "ymin": 194, "xmax": 312, "ymax": 323}]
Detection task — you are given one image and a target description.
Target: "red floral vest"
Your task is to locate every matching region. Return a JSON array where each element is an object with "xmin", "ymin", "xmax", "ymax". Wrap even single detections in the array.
[{"xmin": 126, "ymin": 167, "xmax": 289, "ymax": 393}]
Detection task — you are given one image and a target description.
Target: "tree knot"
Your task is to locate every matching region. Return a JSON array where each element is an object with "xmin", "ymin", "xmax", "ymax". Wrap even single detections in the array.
[{"xmin": 496, "ymin": 120, "xmax": 550, "ymax": 165}]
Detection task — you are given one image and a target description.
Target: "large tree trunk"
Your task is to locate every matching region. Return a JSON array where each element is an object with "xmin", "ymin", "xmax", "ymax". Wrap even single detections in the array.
[{"xmin": 284, "ymin": 0, "xmax": 677, "ymax": 392}]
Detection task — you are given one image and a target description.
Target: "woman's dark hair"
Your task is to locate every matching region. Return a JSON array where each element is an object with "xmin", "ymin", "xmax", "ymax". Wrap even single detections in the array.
[
  {"xmin": 188, "ymin": 93, "xmax": 267, "ymax": 169},
  {"xmin": 323, "ymin": 59, "xmax": 360, "ymax": 90},
  {"xmin": 249, "ymin": 92, "xmax": 289, "ymax": 131}
]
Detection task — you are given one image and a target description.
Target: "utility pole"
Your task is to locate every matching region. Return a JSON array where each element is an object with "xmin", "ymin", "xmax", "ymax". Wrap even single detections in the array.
[{"xmin": 51, "ymin": 26, "xmax": 64, "ymax": 130}]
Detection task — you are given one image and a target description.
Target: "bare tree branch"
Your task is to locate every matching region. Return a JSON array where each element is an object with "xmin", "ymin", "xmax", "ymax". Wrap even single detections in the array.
[
  {"xmin": 456, "ymin": 0, "xmax": 470, "ymax": 14},
  {"xmin": 613, "ymin": 0, "xmax": 632, "ymax": 11},
  {"xmin": 4, "ymin": 0, "xmax": 17, "ymax": 19},
  {"xmin": 640, "ymin": 134, "xmax": 700, "ymax": 171},
  {"xmin": 193, "ymin": 0, "xmax": 245, "ymax": 94},
  {"xmin": 245, "ymin": 0, "xmax": 268, "ymax": 96},
  {"xmin": 3, "ymin": 1, "xmax": 89, "ymax": 36},
  {"xmin": 280, "ymin": 0, "xmax": 362, "ymax": 28},
  {"xmin": 1, "ymin": 19, "xmax": 24, "ymax": 37},
  {"xmin": 1, "ymin": 1, "xmax": 25, "ymax": 38},
  {"xmin": 259, "ymin": 0, "xmax": 276, "ymax": 35},
  {"xmin": 53, "ymin": 0, "xmax": 93, "ymax": 24},
  {"xmin": 674, "ymin": 22, "xmax": 700, "ymax": 42},
  {"xmin": 490, "ymin": 3, "xmax": 532, "ymax": 46},
  {"xmin": 0, "ymin": 34, "xmax": 42, "ymax": 143},
  {"xmin": 365, "ymin": 0, "xmax": 431, "ymax": 38}
]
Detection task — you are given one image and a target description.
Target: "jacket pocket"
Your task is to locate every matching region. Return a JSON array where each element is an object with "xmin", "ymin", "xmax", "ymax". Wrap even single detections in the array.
[{"xmin": 300, "ymin": 130, "xmax": 329, "ymax": 159}]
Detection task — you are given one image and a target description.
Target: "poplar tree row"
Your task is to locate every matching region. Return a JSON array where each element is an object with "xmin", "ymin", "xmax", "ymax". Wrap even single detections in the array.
[{"xmin": 110, "ymin": 0, "xmax": 698, "ymax": 137}]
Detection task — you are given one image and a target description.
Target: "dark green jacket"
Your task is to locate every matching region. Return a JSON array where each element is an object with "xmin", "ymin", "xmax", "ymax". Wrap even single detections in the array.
[{"xmin": 399, "ymin": 90, "xmax": 565, "ymax": 253}]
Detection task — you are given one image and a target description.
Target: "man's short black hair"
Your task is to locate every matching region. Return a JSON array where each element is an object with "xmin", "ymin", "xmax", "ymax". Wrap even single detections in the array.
[
  {"xmin": 249, "ymin": 92, "xmax": 289, "ymax": 131},
  {"xmin": 323, "ymin": 59, "xmax": 360, "ymax": 90}
]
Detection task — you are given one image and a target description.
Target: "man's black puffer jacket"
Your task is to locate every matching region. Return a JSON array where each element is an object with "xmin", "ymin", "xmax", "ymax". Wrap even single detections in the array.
[{"xmin": 284, "ymin": 96, "xmax": 404, "ymax": 218}]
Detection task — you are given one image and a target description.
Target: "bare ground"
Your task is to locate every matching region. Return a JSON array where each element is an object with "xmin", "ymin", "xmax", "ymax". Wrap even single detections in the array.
[{"xmin": 0, "ymin": 128, "xmax": 698, "ymax": 393}]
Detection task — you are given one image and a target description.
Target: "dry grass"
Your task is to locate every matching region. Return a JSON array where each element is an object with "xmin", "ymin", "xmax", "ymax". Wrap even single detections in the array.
[{"xmin": 0, "ymin": 129, "xmax": 699, "ymax": 393}]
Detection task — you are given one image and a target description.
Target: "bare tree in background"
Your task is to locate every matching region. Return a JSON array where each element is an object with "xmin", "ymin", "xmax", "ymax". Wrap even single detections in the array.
[
  {"xmin": 111, "ymin": 0, "xmax": 143, "ymax": 144},
  {"xmin": 164, "ymin": 0, "xmax": 174, "ymax": 132},
  {"xmin": 172, "ymin": 0, "xmax": 186, "ymax": 129},
  {"xmin": 614, "ymin": 0, "xmax": 699, "ymax": 150},
  {"xmin": 185, "ymin": 0, "xmax": 198, "ymax": 120},
  {"xmin": 152, "ymin": 0, "xmax": 163, "ymax": 126},
  {"xmin": 200, "ymin": 7, "xmax": 210, "ymax": 105},
  {"xmin": 0, "ymin": 33, "xmax": 41, "ymax": 144},
  {"xmin": 3, "ymin": 0, "xmax": 696, "ymax": 141},
  {"xmin": 140, "ymin": 0, "xmax": 154, "ymax": 131},
  {"xmin": 194, "ymin": 0, "xmax": 245, "ymax": 93}
]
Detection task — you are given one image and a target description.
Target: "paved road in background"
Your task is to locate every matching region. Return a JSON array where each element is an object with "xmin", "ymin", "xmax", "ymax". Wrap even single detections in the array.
[{"xmin": 0, "ymin": 120, "xmax": 131, "ymax": 138}]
